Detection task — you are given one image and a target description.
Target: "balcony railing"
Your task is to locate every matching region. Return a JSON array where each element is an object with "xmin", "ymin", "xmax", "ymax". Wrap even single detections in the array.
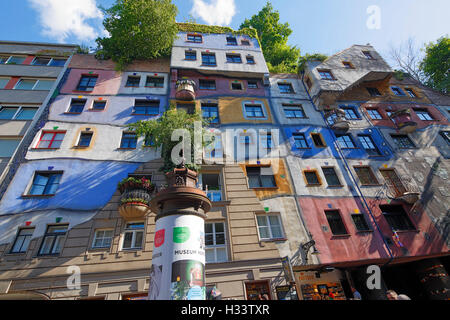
[
  {"xmin": 175, "ymin": 79, "xmax": 196, "ymax": 101},
  {"xmin": 325, "ymin": 108, "xmax": 350, "ymax": 133},
  {"xmin": 389, "ymin": 108, "xmax": 418, "ymax": 133},
  {"xmin": 383, "ymin": 175, "xmax": 421, "ymax": 204}
]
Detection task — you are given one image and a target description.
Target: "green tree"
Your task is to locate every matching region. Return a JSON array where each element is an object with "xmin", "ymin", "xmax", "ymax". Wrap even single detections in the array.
[
  {"xmin": 128, "ymin": 105, "xmax": 213, "ymax": 173},
  {"xmin": 298, "ymin": 53, "xmax": 328, "ymax": 73},
  {"xmin": 240, "ymin": 2, "xmax": 300, "ymax": 73},
  {"xmin": 420, "ymin": 36, "xmax": 450, "ymax": 94},
  {"xmin": 96, "ymin": 0, "xmax": 179, "ymax": 70}
]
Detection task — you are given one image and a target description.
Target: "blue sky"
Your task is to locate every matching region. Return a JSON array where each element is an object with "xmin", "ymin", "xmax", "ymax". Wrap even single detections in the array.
[{"xmin": 1, "ymin": 0, "xmax": 448, "ymax": 62}]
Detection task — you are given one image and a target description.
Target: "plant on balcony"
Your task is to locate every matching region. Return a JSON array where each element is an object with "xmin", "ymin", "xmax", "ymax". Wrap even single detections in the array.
[
  {"xmin": 118, "ymin": 177, "xmax": 155, "ymax": 194},
  {"xmin": 120, "ymin": 197, "xmax": 150, "ymax": 206},
  {"xmin": 128, "ymin": 103, "xmax": 213, "ymax": 173}
]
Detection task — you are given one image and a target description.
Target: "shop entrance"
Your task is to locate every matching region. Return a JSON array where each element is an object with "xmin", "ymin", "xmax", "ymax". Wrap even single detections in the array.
[
  {"xmin": 381, "ymin": 263, "xmax": 425, "ymax": 300},
  {"xmin": 245, "ymin": 280, "xmax": 272, "ymax": 300}
]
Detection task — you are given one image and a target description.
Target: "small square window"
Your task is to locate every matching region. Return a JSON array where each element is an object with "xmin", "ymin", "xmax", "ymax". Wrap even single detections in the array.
[
  {"xmin": 381, "ymin": 205, "xmax": 415, "ymax": 231},
  {"xmin": 247, "ymin": 80, "xmax": 258, "ymax": 89},
  {"xmin": 278, "ymin": 83, "xmax": 294, "ymax": 93},
  {"xmin": 11, "ymin": 228, "xmax": 35, "ymax": 254},
  {"xmin": 231, "ymin": 82, "xmax": 243, "ymax": 90},
  {"xmin": 343, "ymin": 61, "xmax": 354, "ymax": 69},
  {"xmin": 405, "ymin": 88, "xmax": 417, "ymax": 98},
  {"xmin": 76, "ymin": 75, "xmax": 98, "ymax": 92},
  {"xmin": 414, "ymin": 108, "xmax": 433, "ymax": 121},
  {"xmin": 37, "ymin": 131, "xmax": 65, "ymax": 149},
  {"xmin": 354, "ymin": 166, "xmax": 378, "ymax": 185},
  {"xmin": 202, "ymin": 53, "xmax": 216, "ymax": 66},
  {"xmin": 120, "ymin": 132, "xmax": 137, "ymax": 149},
  {"xmin": 256, "ymin": 214, "xmax": 284, "ymax": 240},
  {"xmin": 48, "ymin": 59, "xmax": 67, "ymax": 67},
  {"xmin": 92, "ymin": 100, "xmax": 106, "ymax": 111},
  {"xmin": 341, "ymin": 106, "xmax": 359, "ymax": 120},
  {"xmin": 304, "ymin": 170, "xmax": 321, "ymax": 186},
  {"xmin": 145, "ymin": 76, "xmax": 164, "ymax": 88},
  {"xmin": 29, "ymin": 172, "xmax": 63, "ymax": 196},
  {"xmin": 247, "ymin": 166, "xmax": 277, "ymax": 188},
  {"xmin": 185, "ymin": 51, "xmax": 197, "ymax": 60},
  {"xmin": 126, "ymin": 76, "xmax": 141, "ymax": 87},
  {"xmin": 244, "ymin": 104, "xmax": 265, "ymax": 118},
  {"xmin": 241, "ymin": 40, "xmax": 250, "ymax": 46},
  {"xmin": 367, "ymin": 109, "xmax": 383, "ymax": 120},
  {"xmin": 283, "ymin": 104, "xmax": 305, "ymax": 119},
  {"xmin": 133, "ymin": 100, "xmax": 160, "ymax": 115},
  {"xmin": 246, "ymin": 56, "xmax": 255, "ymax": 64},
  {"xmin": 78, "ymin": 132, "xmax": 93, "ymax": 147},
  {"xmin": 352, "ymin": 214, "xmax": 371, "ymax": 232},
  {"xmin": 325, "ymin": 210, "xmax": 348, "ymax": 235},
  {"xmin": 32, "ymin": 57, "xmax": 51, "ymax": 66},
  {"xmin": 187, "ymin": 34, "xmax": 202, "ymax": 43},
  {"xmin": 205, "ymin": 222, "xmax": 227, "ymax": 263},
  {"xmin": 358, "ymin": 135, "xmax": 380, "ymax": 156},
  {"xmin": 199, "ymin": 79, "xmax": 216, "ymax": 90},
  {"xmin": 92, "ymin": 229, "xmax": 113, "ymax": 249},
  {"xmin": 391, "ymin": 86, "xmax": 405, "ymax": 96},
  {"xmin": 367, "ymin": 87, "xmax": 381, "ymax": 97},
  {"xmin": 68, "ymin": 99, "xmax": 86, "ymax": 114},
  {"xmin": 226, "ymin": 54, "xmax": 242, "ymax": 63},
  {"xmin": 39, "ymin": 225, "xmax": 68, "ymax": 256},
  {"xmin": 318, "ymin": 70, "xmax": 334, "ymax": 80},
  {"xmin": 226, "ymin": 37, "xmax": 237, "ymax": 45},
  {"xmin": 311, "ymin": 133, "xmax": 326, "ymax": 148},
  {"xmin": 336, "ymin": 134, "xmax": 356, "ymax": 149},
  {"xmin": 293, "ymin": 133, "xmax": 309, "ymax": 149},
  {"xmin": 122, "ymin": 222, "xmax": 145, "ymax": 250},
  {"xmin": 362, "ymin": 51, "xmax": 375, "ymax": 60},
  {"xmin": 322, "ymin": 167, "xmax": 341, "ymax": 187},
  {"xmin": 202, "ymin": 103, "xmax": 219, "ymax": 124},
  {"xmin": 390, "ymin": 134, "xmax": 415, "ymax": 149}
]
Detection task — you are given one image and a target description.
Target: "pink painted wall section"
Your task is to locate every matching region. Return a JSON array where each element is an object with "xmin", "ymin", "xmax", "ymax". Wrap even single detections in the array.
[
  {"xmin": 299, "ymin": 197, "xmax": 390, "ymax": 266},
  {"xmin": 60, "ymin": 68, "xmax": 121, "ymax": 95},
  {"xmin": 23, "ymin": 55, "xmax": 35, "ymax": 65},
  {"xmin": 170, "ymin": 69, "xmax": 266, "ymax": 99},
  {"xmin": 362, "ymin": 103, "xmax": 449, "ymax": 129},
  {"xmin": 299, "ymin": 197, "xmax": 449, "ymax": 266}
]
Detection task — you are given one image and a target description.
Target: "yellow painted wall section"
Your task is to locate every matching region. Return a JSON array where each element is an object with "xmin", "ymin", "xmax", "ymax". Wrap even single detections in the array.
[{"xmin": 239, "ymin": 158, "xmax": 293, "ymax": 200}]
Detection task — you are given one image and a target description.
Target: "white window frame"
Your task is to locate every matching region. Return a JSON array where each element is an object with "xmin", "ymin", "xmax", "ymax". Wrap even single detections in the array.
[
  {"xmin": 92, "ymin": 229, "xmax": 114, "ymax": 249},
  {"xmin": 205, "ymin": 222, "xmax": 228, "ymax": 263},
  {"xmin": 121, "ymin": 222, "xmax": 145, "ymax": 251},
  {"xmin": 256, "ymin": 214, "xmax": 285, "ymax": 240}
]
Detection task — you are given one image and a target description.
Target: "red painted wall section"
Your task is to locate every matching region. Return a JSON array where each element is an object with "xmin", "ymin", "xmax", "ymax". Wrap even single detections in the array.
[
  {"xmin": 60, "ymin": 68, "xmax": 121, "ymax": 95},
  {"xmin": 298, "ymin": 197, "xmax": 448, "ymax": 266},
  {"xmin": 4, "ymin": 77, "xmax": 20, "ymax": 90},
  {"xmin": 362, "ymin": 103, "xmax": 449, "ymax": 129},
  {"xmin": 171, "ymin": 69, "xmax": 266, "ymax": 99},
  {"xmin": 23, "ymin": 55, "xmax": 36, "ymax": 65}
]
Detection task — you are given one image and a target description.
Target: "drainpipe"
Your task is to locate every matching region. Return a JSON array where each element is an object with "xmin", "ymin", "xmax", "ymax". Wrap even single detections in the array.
[{"xmin": 300, "ymin": 71, "xmax": 394, "ymax": 268}]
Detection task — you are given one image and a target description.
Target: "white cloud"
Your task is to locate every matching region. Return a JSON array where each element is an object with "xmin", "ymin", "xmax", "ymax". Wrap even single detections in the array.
[
  {"xmin": 28, "ymin": 0, "xmax": 104, "ymax": 43},
  {"xmin": 191, "ymin": 0, "xmax": 236, "ymax": 26}
]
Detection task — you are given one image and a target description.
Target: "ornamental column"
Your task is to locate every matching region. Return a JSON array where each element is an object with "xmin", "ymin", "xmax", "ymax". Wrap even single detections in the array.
[{"xmin": 148, "ymin": 165, "xmax": 211, "ymax": 300}]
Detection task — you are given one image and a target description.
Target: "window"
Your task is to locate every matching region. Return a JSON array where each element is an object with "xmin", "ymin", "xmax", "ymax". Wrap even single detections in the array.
[
  {"xmin": 32, "ymin": 57, "xmax": 52, "ymax": 66},
  {"xmin": 76, "ymin": 75, "xmax": 97, "ymax": 92},
  {"xmin": 256, "ymin": 214, "xmax": 284, "ymax": 240},
  {"xmin": 15, "ymin": 107, "xmax": 38, "ymax": 120},
  {"xmin": 77, "ymin": 132, "xmax": 93, "ymax": 147},
  {"xmin": 177, "ymin": 104, "xmax": 195, "ymax": 115},
  {"xmin": 367, "ymin": 109, "xmax": 383, "ymax": 120},
  {"xmin": 231, "ymin": 82, "xmax": 243, "ymax": 91},
  {"xmin": 343, "ymin": 61, "xmax": 354, "ymax": 69},
  {"xmin": 247, "ymin": 166, "xmax": 277, "ymax": 188},
  {"xmin": 318, "ymin": 70, "xmax": 334, "ymax": 80},
  {"xmin": 322, "ymin": 167, "xmax": 342, "ymax": 187},
  {"xmin": 37, "ymin": 131, "xmax": 65, "ymax": 149},
  {"xmin": 35, "ymin": 80, "xmax": 55, "ymax": 90},
  {"xmin": 205, "ymin": 223, "xmax": 227, "ymax": 263},
  {"xmin": 199, "ymin": 79, "xmax": 216, "ymax": 90},
  {"xmin": 247, "ymin": 80, "xmax": 258, "ymax": 89},
  {"xmin": 362, "ymin": 51, "xmax": 374, "ymax": 60},
  {"xmin": 414, "ymin": 108, "xmax": 433, "ymax": 121},
  {"xmin": 283, "ymin": 105, "xmax": 305, "ymax": 119},
  {"xmin": 226, "ymin": 37, "xmax": 237, "ymax": 45},
  {"xmin": 120, "ymin": 132, "xmax": 137, "ymax": 149},
  {"xmin": 145, "ymin": 76, "xmax": 164, "ymax": 88},
  {"xmin": 92, "ymin": 100, "xmax": 106, "ymax": 111},
  {"xmin": 325, "ymin": 210, "xmax": 348, "ymax": 235},
  {"xmin": 202, "ymin": 104, "xmax": 219, "ymax": 124},
  {"xmin": 293, "ymin": 133, "xmax": 309, "ymax": 149},
  {"xmin": 0, "ymin": 77, "xmax": 10, "ymax": 89},
  {"xmin": 405, "ymin": 88, "xmax": 417, "ymax": 98},
  {"xmin": 11, "ymin": 228, "xmax": 35, "ymax": 254},
  {"xmin": 0, "ymin": 139, "xmax": 21, "ymax": 157},
  {"xmin": 126, "ymin": 76, "xmax": 141, "ymax": 87},
  {"xmin": 367, "ymin": 87, "xmax": 381, "ymax": 97},
  {"xmin": 48, "ymin": 59, "xmax": 67, "ymax": 67},
  {"xmin": 278, "ymin": 83, "xmax": 294, "ymax": 94},
  {"xmin": 185, "ymin": 50, "xmax": 197, "ymax": 60},
  {"xmin": 226, "ymin": 54, "xmax": 242, "ymax": 63},
  {"xmin": 202, "ymin": 53, "xmax": 216, "ymax": 66},
  {"xmin": 244, "ymin": 104, "xmax": 264, "ymax": 118},
  {"xmin": 0, "ymin": 107, "xmax": 19, "ymax": 120},
  {"xmin": 133, "ymin": 100, "xmax": 160, "ymax": 115},
  {"xmin": 68, "ymin": 99, "xmax": 86, "ymax": 113},
  {"xmin": 380, "ymin": 169, "xmax": 407, "ymax": 197},
  {"xmin": 246, "ymin": 56, "xmax": 255, "ymax": 64},
  {"xmin": 341, "ymin": 106, "xmax": 359, "ymax": 120},
  {"xmin": 354, "ymin": 166, "xmax": 378, "ymax": 185},
  {"xmin": 391, "ymin": 86, "xmax": 405, "ymax": 96},
  {"xmin": 358, "ymin": 135, "xmax": 380, "ymax": 156},
  {"xmin": 187, "ymin": 34, "xmax": 202, "ymax": 43},
  {"xmin": 0, "ymin": 56, "xmax": 9, "ymax": 64},
  {"xmin": 440, "ymin": 131, "xmax": 450, "ymax": 144},
  {"xmin": 336, "ymin": 134, "xmax": 356, "ymax": 149},
  {"xmin": 92, "ymin": 229, "xmax": 113, "ymax": 249},
  {"xmin": 6, "ymin": 56, "xmax": 26, "ymax": 65},
  {"xmin": 200, "ymin": 174, "xmax": 222, "ymax": 202},
  {"xmin": 390, "ymin": 134, "xmax": 415, "ymax": 148},
  {"xmin": 39, "ymin": 225, "xmax": 68, "ymax": 256},
  {"xmin": 311, "ymin": 133, "xmax": 326, "ymax": 148},
  {"xmin": 380, "ymin": 205, "xmax": 415, "ymax": 231},
  {"xmin": 15, "ymin": 79, "xmax": 37, "ymax": 90},
  {"xmin": 304, "ymin": 170, "xmax": 321, "ymax": 186},
  {"xmin": 241, "ymin": 40, "xmax": 250, "ymax": 46},
  {"xmin": 29, "ymin": 172, "xmax": 62, "ymax": 196},
  {"xmin": 352, "ymin": 215, "xmax": 371, "ymax": 232},
  {"xmin": 122, "ymin": 222, "xmax": 144, "ymax": 250}
]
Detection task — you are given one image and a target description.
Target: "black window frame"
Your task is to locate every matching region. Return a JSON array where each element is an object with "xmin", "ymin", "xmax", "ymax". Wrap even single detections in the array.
[
  {"xmin": 201, "ymin": 53, "xmax": 216, "ymax": 66},
  {"xmin": 414, "ymin": 108, "xmax": 434, "ymax": 121},
  {"xmin": 358, "ymin": 134, "xmax": 381, "ymax": 156},
  {"xmin": 78, "ymin": 132, "xmax": 93, "ymax": 147},
  {"xmin": 185, "ymin": 50, "xmax": 197, "ymax": 61},
  {"xmin": 226, "ymin": 37, "xmax": 238, "ymax": 45},
  {"xmin": 68, "ymin": 99, "xmax": 87, "ymax": 114},
  {"xmin": 278, "ymin": 83, "xmax": 295, "ymax": 94},
  {"xmin": 325, "ymin": 210, "xmax": 349, "ymax": 236},
  {"xmin": 76, "ymin": 75, "xmax": 98, "ymax": 92},
  {"xmin": 304, "ymin": 170, "xmax": 321, "ymax": 186},
  {"xmin": 246, "ymin": 166, "xmax": 277, "ymax": 189},
  {"xmin": 10, "ymin": 228, "xmax": 35, "ymax": 254},
  {"xmin": 351, "ymin": 214, "xmax": 371, "ymax": 232},
  {"xmin": 226, "ymin": 54, "xmax": 242, "ymax": 64},
  {"xmin": 133, "ymin": 100, "xmax": 160, "ymax": 116},
  {"xmin": 199, "ymin": 79, "xmax": 216, "ymax": 90},
  {"xmin": 125, "ymin": 75, "xmax": 141, "ymax": 87},
  {"xmin": 38, "ymin": 224, "xmax": 68, "ymax": 256},
  {"xmin": 321, "ymin": 167, "xmax": 342, "ymax": 187},
  {"xmin": 293, "ymin": 133, "xmax": 309, "ymax": 149},
  {"xmin": 145, "ymin": 76, "xmax": 164, "ymax": 88},
  {"xmin": 380, "ymin": 205, "xmax": 416, "ymax": 231},
  {"xmin": 354, "ymin": 166, "xmax": 379, "ymax": 186},
  {"xmin": 390, "ymin": 134, "xmax": 415, "ymax": 149},
  {"xmin": 367, "ymin": 87, "xmax": 381, "ymax": 97},
  {"xmin": 120, "ymin": 132, "xmax": 138, "ymax": 149}
]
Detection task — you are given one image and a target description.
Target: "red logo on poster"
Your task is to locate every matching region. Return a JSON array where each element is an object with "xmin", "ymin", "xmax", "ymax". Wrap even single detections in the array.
[{"xmin": 155, "ymin": 229, "xmax": 165, "ymax": 248}]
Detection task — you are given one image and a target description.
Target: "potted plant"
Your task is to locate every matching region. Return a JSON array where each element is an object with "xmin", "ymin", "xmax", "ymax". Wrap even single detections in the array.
[{"xmin": 117, "ymin": 177, "xmax": 155, "ymax": 221}]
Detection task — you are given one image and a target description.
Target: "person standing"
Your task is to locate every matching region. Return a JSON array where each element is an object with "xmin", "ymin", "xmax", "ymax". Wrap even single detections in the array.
[{"xmin": 352, "ymin": 287, "xmax": 362, "ymax": 300}]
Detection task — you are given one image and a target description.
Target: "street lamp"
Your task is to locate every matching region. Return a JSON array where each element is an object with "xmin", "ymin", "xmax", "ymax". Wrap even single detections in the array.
[{"xmin": 301, "ymin": 234, "xmax": 319, "ymax": 263}]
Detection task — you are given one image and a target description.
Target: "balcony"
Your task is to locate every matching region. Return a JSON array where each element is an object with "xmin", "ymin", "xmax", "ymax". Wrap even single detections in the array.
[
  {"xmin": 117, "ymin": 177, "xmax": 155, "ymax": 221},
  {"xmin": 175, "ymin": 79, "xmax": 196, "ymax": 101},
  {"xmin": 325, "ymin": 108, "xmax": 350, "ymax": 133},
  {"xmin": 389, "ymin": 108, "xmax": 418, "ymax": 133},
  {"xmin": 383, "ymin": 175, "xmax": 421, "ymax": 204}
]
